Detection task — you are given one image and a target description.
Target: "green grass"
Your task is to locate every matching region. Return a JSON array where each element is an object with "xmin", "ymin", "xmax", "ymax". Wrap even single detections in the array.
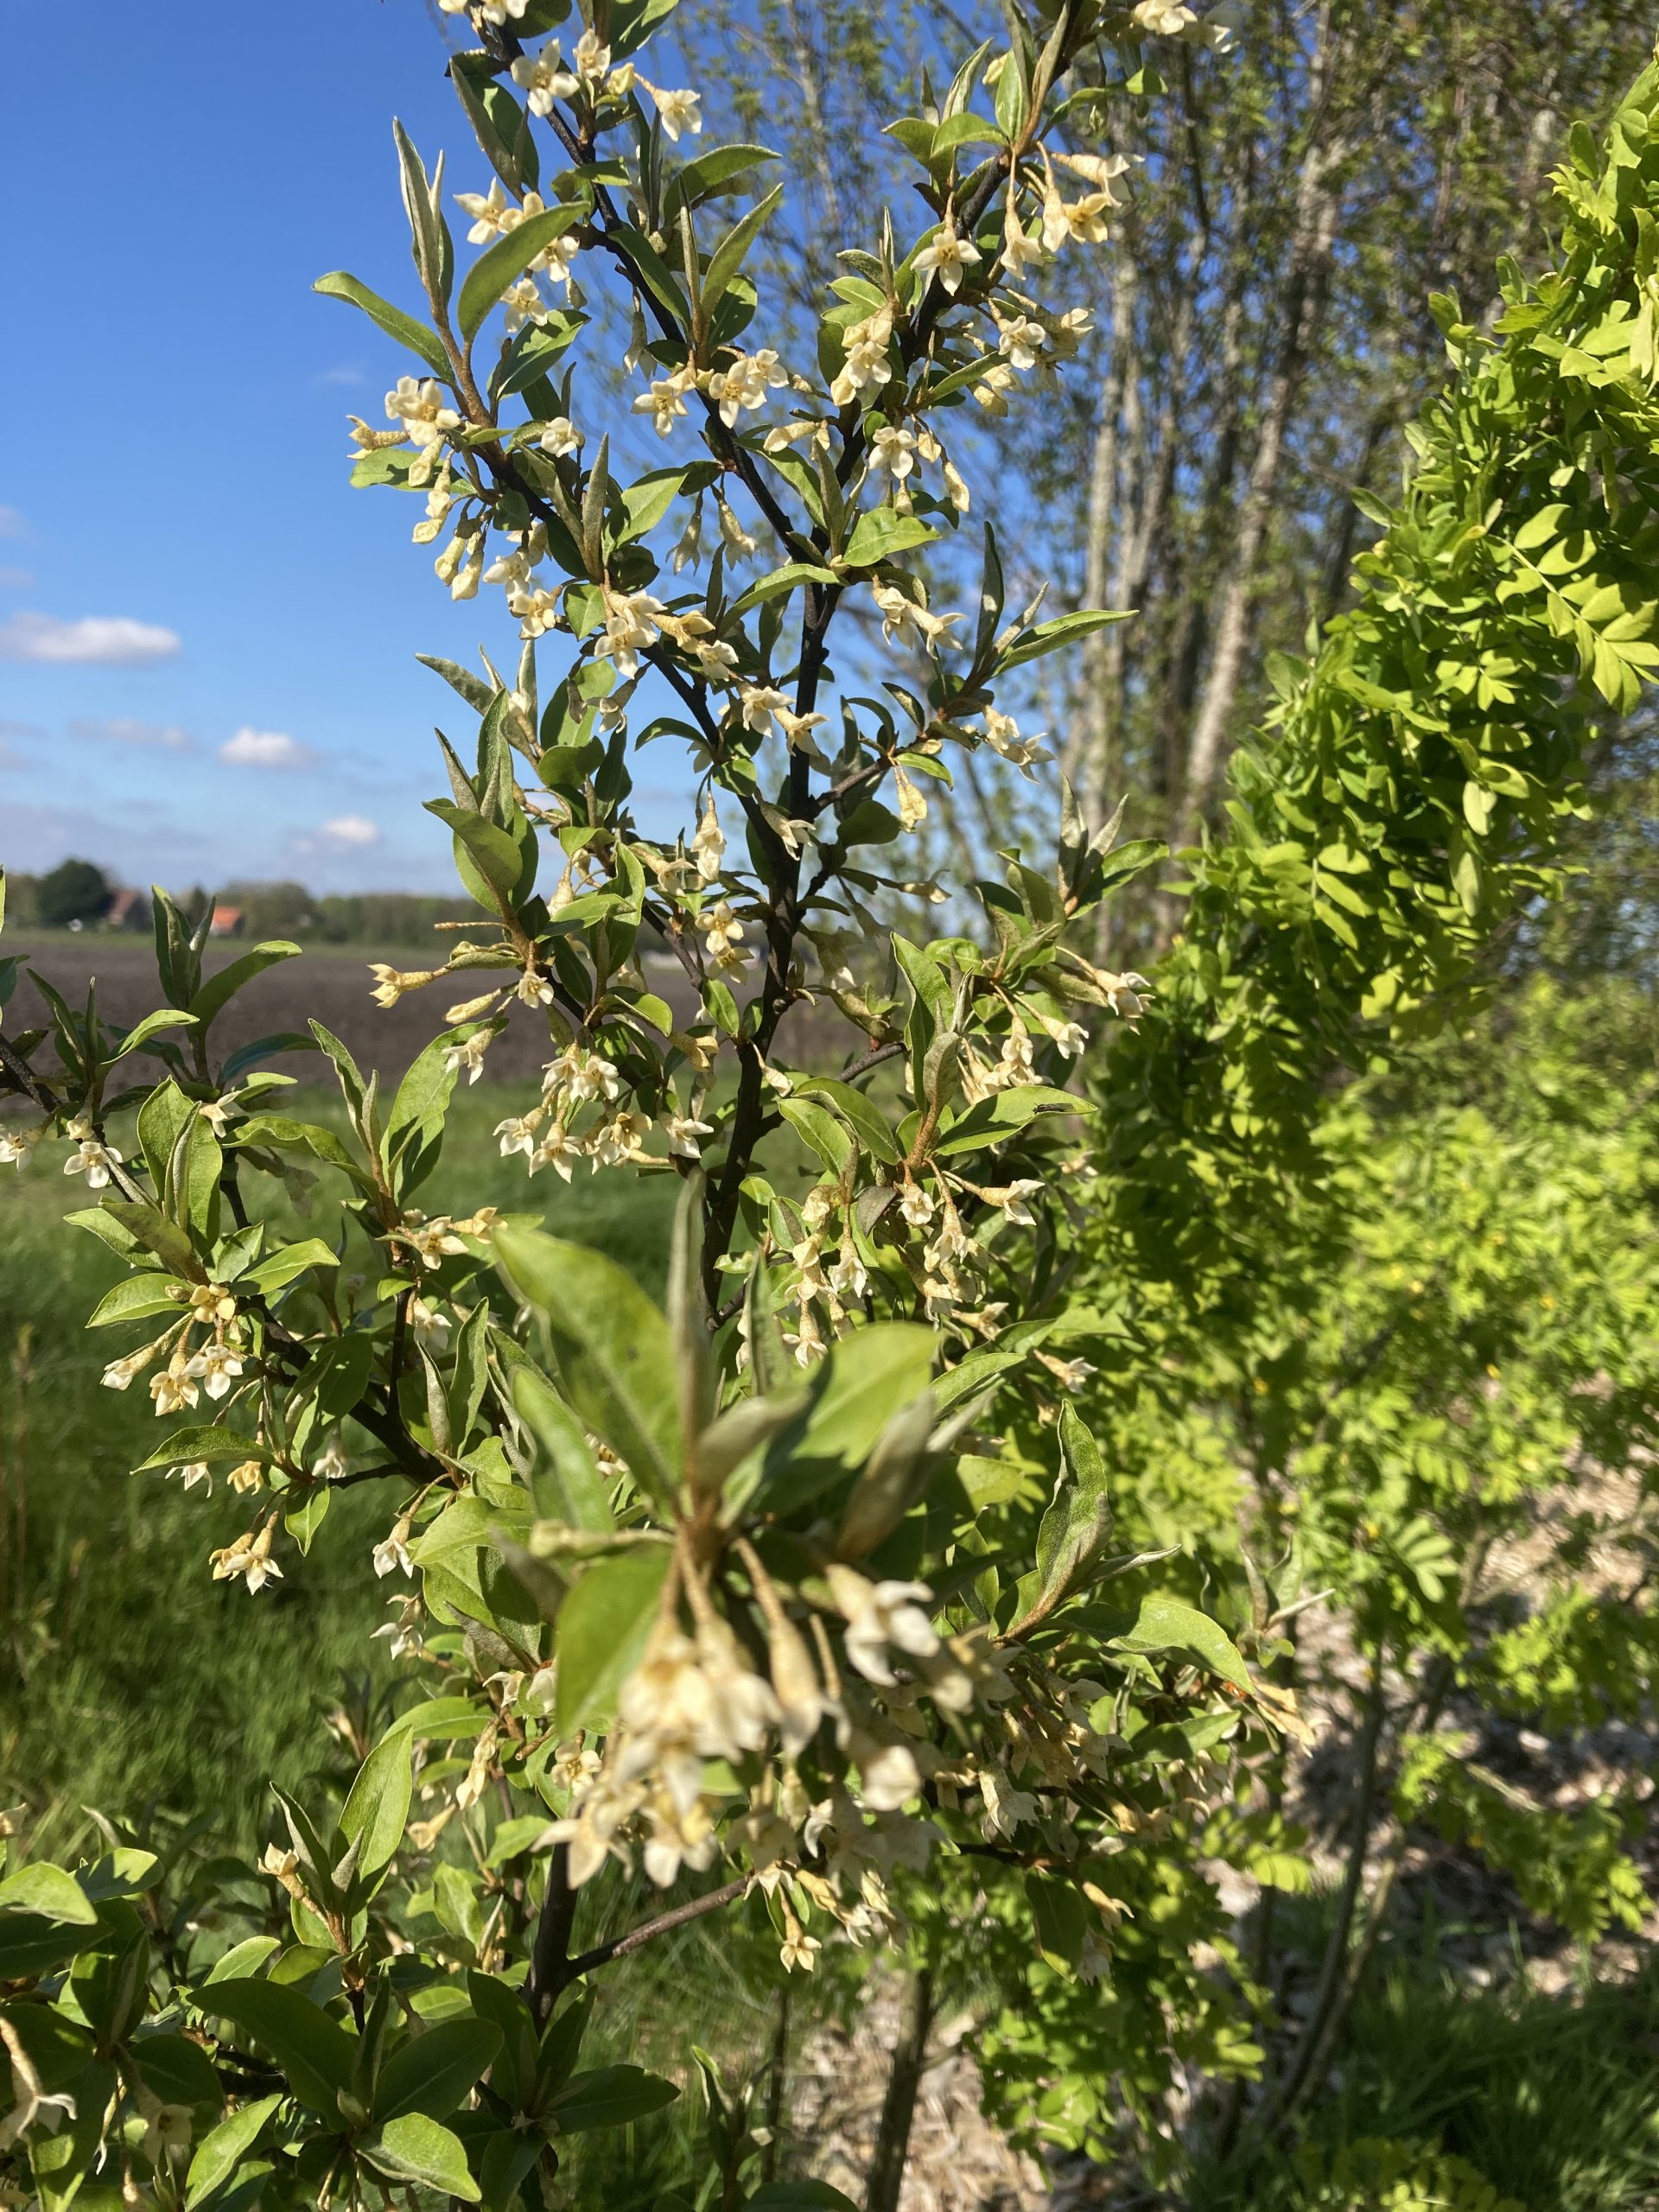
[{"xmin": 0, "ymin": 1085, "xmax": 673, "ymax": 1855}]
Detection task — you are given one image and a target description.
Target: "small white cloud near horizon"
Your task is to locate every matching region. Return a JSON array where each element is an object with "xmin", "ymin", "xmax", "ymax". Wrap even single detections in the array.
[
  {"xmin": 0, "ymin": 611, "xmax": 181, "ymax": 665},
  {"xmin": 313, "ymin": 362, "xmax": 367, "ymax": 388},
  {"xmin": 319, "ymin": 815, "xmax": 379, "ymax": 849},
  {"xmin": 0, "ymin": 506, "xmax": 26, "ymax": 540},
  {"xmin": 0, "ymin": 568, "xmax": 33, "ymax": 590},
  {"xmin": 73, "ymin": 717, "xmax": 193, "ymax": 752},
  {"xmin": 219, "ymin": 726, "xmax": 315, "ymax": 770}
]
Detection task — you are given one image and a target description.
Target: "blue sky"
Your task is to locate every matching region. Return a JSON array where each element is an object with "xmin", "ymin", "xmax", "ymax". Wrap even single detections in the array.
[{"xmin": 0, "ymin": 0, "xmax": 687, "ymax": 895}]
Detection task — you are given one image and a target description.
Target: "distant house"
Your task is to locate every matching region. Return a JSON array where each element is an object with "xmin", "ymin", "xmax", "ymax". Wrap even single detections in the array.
[
  {"xmin": 105, "ymin": 887, "xmax": 147, "ymax": 931},
  {"xmin": 210, "ymin": 904, "xmax": 245, "ymax": 938}
]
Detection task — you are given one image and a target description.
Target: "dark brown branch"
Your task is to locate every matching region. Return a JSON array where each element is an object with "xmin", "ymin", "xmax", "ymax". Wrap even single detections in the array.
[{"xmin": 559, "ymin": 1876, "xmax": 748, "ymax": 1980}]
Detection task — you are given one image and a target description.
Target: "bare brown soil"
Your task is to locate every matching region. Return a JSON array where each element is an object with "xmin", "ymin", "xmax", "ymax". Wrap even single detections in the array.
[{"xmin": 4, "ymin": 934, "xmax": 846, "ymax": 1089}]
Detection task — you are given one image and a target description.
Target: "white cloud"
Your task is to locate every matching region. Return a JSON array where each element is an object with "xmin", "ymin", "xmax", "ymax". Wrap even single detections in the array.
[
  {"xmin": 319, "ymin": 815, "xmax": 379, "ymax": 849},
  {"xmin": 313, "ymin": 362, "xmax": 366, "ymax": 388},
  {"xmin": 73, "ymin": 716, "xmax": 193, "ymax": 751},
  {"xmin": 0, "ymin": 506, "xmax": 26, "ymax": 540},
  {"xmin": 0, "ymin": 611, "xmax": 181, "ymax": 664},
  {"xmin": 0, "ymin": 568, "xmax": 33, "ymax": 590},
  {"xmin": 219, "ymin": 726, "xmax": 315, "ymax": 770}
]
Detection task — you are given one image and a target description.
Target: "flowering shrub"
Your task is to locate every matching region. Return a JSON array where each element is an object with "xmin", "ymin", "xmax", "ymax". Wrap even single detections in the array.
[{"xmin": 0, "ymin": 1, "xmax": 1268, "ymax": 2204}]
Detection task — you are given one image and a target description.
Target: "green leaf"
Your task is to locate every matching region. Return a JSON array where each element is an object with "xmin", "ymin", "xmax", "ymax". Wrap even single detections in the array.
[
  {"xmin": 340, "ymin": 1731, "xmax": 413, "ymax": 1879},
  {"xmin": 360, "ymin": 2113, "xmax": 480, "ymax": 2202},
  {"xmin": 1012, "ymin": 1406, "xmax": 1113, "ymax": 1633},
  {"xmin": 512, "ymin": 1367, "xmax": 616, "ymax": 1530},
  {"xmin": 133, "ymin": 2031, "xmax": 224, "ymax": 2109},
  {"xmin": 186, "ymin": 2095, "xmax": 283, "ymax": 2209},
  {"xmin": 778, "ymin": 1096, "xmax": 855, "ymax": 1173},
  {"xmin": 134, "ymin": 1427, "xmax": 268, "ymax": 1473},
  {"xmin": 241, "ymin": 1238, "xmax": 340, "ymax": 1296},
  {"xmin": 0, "ymin": 1863, "xmax": 96, "ymax": 1925},
  {"xmin": 761, "ymin": 1324, "xmax": 937, "ymax": 1513},
  {"xmin": 998, "ymin": 607, "xmax": 1132, "ymax": 671},
  {"xmin": 106, "ymin": 1007, "xmax": 198, "ymax": 1061},
  {"xmin": 314, "ymin": 270, "xmax": 452, "ymax": 378},
  {"xmin": 662, "ymin": 142, "xmax": 779, "ymax": 223},
  {"xmin": 372, "ymin": 2018, "xmax": 503, "ymax": 2122},
  {"xmin": 550, "ymin": 2063, "xmax": 679, "ymax": 2133},
  {"xmin": 702, "ymin": 183, "xmax": 785, "ymax": 314},
  {"xmin": 187, "ymin": 942, "xmax": 302, "ymax": 1030},
  {"xmin": 1112, "ymin": 1595, "xmax": 1252, "ymax": 1692},
  {"xmin": 202, "ymin": 1980, "xmax": 359, "ymax": 2114},
  {"xmin": 791, "ymin": 1077, "xmax": 902, "ymax": 1164},
  {"xmin": 728, "ymin": 561, "xmax": 840, "ymax": 615},
  {"xmin": 555, "ymin": 1549, "xmax": 671, "ymax": 1736},
  {"xmin": 494, "ymin": 1225, "xmax": 683, "ymax": 1505},
  {"xmin": 842, "ymin": 509, "xmax": 941, "ymax": 569},
  {"xmin": 86, "ymin": 1274, "xmax": 187, "ymax": 1329},
  {"xmin": 459, "ymin": 204, "xmax": 582, "ymax": 341}
]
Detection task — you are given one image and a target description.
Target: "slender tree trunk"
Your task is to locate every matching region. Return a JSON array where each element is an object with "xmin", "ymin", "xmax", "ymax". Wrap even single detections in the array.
[
  {"xmin": 1066, "ymin": 267, "xmax": 1135, "ymax": 804},
  {"xmin": 761, "ymin": 1981, "xmax": 791, "ymax": 2185},
  {"xmin": 864, "ymin": 1963, "xmax": 936, "ymax": 2212}
]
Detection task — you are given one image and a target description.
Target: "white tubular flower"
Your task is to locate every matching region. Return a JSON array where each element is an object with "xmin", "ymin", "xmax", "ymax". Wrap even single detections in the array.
[
  {"xmin": 600, "ymin": 587, "xmax": 666, "ymax": 677},
  {"xmin": 893, "ymin": 763, "xmax": 927, "ymax": 832},
  {"xmin": 516, "ymin": 965, "xmax": 555, "ymax": 1007},
  {"xmin": 226, "ymin": 1458, "xmax": 264, "ymax": 1495},
  {"xmin": 995, "ymin": 1178, "xmax": 1045, "ymax": 1228},
  {"xmin": 696, "ymin": 900, "xmax": 747, "ymax": 966},
  {"xmin": 639, "ymin": 80, "xmax": 702, "ymax": 140},
  {"xmin": 782, "ymin": 1301, "xmax": 827, "ymax": 1367},
  {"xmin": 172, "ymin": 1462, "xmax": 212, "ymax": 1495},
  {"xmin": 717, "ymin": 499, "xmax": 756, "ymax": 562},
  {"xmin": 538, "ymin": 415, "xmax": 583, "ymax": 457},
  {"xmin": 372, "ymin": 1514, "xmax": 415, "ymax": 1579},
  {"xmin": 632, "ymin": 365, "xmax": 695, "ymax": 437},
  {"xmin": 502, "ymin": 276, "xmax": 548, "ymax": 334},
  {"xmin": 707, "ymin": 346, "xmax": 787, "ymax": 427},
  {"xmin": 0, "ymin": 1126, "xmax": 39, "ymax": 1167},
  {"xmin": 63, "ymin": 1135, "xmax": 121, "ymax": 1190},
  {"xmin": 373, "ymin": 1594, "xmax": 425, "ymax": 1661},
  {"xmin": 1052, "ymin": 1020, "xmax": 1089, "ymax": 1058},
  {"xmin": 692, "ymin": 794, "xmax": 725, "ymax": 883},
  {"xmin": 1001, "ymin": 189, "xmax": 1045, "ymax": 274},
  {"xmin": 443, "ymin": 1030, "xmax": 491, "ymax": 1084},
  {"xmin": 409, "ymin": 1296, "xmax": 450, "ymax": 1351},
  {"xmin": 1103, "ymin": 969, "xmax": 1152, "ymax": 1019},
  {"xmin": 572, "ymin": 28, "xmax": 611, "ymax": 79},
  {"xmin": 1132, "ymin": 0, "xmax": 1198, "ymax": 29},
  {"xmin": 665, "ymin": 1112, "xmax": 714, "ymax": 1159},
  {"xmin": 829, "ymin": 1246, "xmax": 868, "ymax": 1300},
  {"xmin": 495, "ymin": 1112, "xmax": 542, "ymax": 1160},
  {"xmin": 996, "ymin": 313, "xmax": 1048, "ymax": 372},
  {"xmin": 738, "ymin": 684, "xmax": 790, "ymax": 734},
  {"xmin": 210, "ymin": 1515, "xmax": 283, "ymax": 1595},
  {"xmin": 368, "ymin": 962, "xmax": 437, "ymax": 1007},
  {"xmin": 979, "ymin": 1764, "xmax": 1039, "ymax": 1840},
  {"xmin": 830, "ymin": 1566, "xmax": 941, "ymax": 1684},
  {"xmin": 149, "ymin": 1353, "xmax": 199, "ymax": 1417},
  {"xmin": 511, "ymin": 44, "xmax": 580, "ymax": 115},
  {"xmin": 897, "ymin": 1180, "xmax": 935, "ymax": 1230},
  {"xmin": 185, "ymin": 1340, "xmax": 245, "ymax": 1402},
  {"xmin": 870, "ymin": 582, "xmax": 962, "ymax": 652},
  {"xmin": 405, "ymin": 1216, "xmax": 467, "ymax": 1269},
  {"xmin": 869, "ymin": 423, "xmax": 917, "ymax": 481},
  {"xmin": 530, "ymin": 1124, "xmax": 583, "ymax": 1182},
  {"xmin": 454, "ymin": 177, "xmax": 512, "ymax": 242},
  {"xmin": 385, "ymin": 375, "xmax": 460, "ymax": 448},
  {"xmin": 539, "ymin": 229, "xmax": 581, "ymax": 292},
  {"xmin": 855, "ymin": 1737, "xmax": 923, "ymax": 1812},
  {"xmin": 830, "ymin": 307, "xmax": 894, "ymax": 407},
  {"xmin": 912, "ymin": 219, "xmax": 982, "ymax": 296},
  {"xmin": 991, "ymin": 1016, "xmax": 1036, "ymax": 1090},
  {"xmin": 588, "ymin": 1110, "xmax": 652, "ymax": 1168},
  {"xmin": 982, "ymin": 704, "xmax": 1049, "ymax": 773}
]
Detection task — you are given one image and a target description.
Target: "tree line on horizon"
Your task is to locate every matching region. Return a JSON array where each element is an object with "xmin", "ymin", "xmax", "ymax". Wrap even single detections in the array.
[{"xmin": 3, "ymin": 860, "xmax": 474, "ymax": 946}]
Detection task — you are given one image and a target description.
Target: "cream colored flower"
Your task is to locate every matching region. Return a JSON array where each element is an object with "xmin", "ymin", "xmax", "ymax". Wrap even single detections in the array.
[
  {"xmin": 538, "ymin": 415, "xmax": 583, "ymax": 457},
  {"xmin": 665, "ymin": 1112, "xmax": 713, "ymax": 1159},
  {"xmin": 830, "ymin": 1567, "xmax": 941, "ymax": 1684},
  {"xmin": 646, "ymin": 84, "xmax": 702, "ymax": 141},
  {"xmin": 149, "ymin": 1353, "xmax": 199, "ymax": 1417},
  {"xmin": 443, "ymin": 1030, "xmax": 492, "ymax": 1084},
  {"xmin": 385, "ymin": 375, "xmax": 460, "ymax": 448},
  {"xmin": 63, "ymin": 1135, "xmax": 121, "ymax": 1190},
  {"xmin": 830, "ymin": 307, "xmax": 894, "ymax": 407},
  {"xmin": 210, "ymin": 1514, "xmax": 283, "ymax": 1594},
  {"xmin": 707, "ymin": 346, "xmax": 786, "ymax": 427},
  {"xmin": 869, "ymin": 423, "xmax": 917, "ymax": 481},
  {"xmin": 600, "ymin": 587, "xmax": 667, "ymax": 677},
  {"xmin": 912, "ymin": 219, "xmax": 982, "ymax": 296},
  {"xmin": 185, "ymin": 1339, "xmax": 244, "ymax": 1402},
  {"xmin": 632, "ymin": 365, "xmax": 696, "ymax": 438},
  {"xmin": 511, "ymin": 44, "xmax": 580, "ymax": 115},
  {"xmin": 572, "ymin": 28, "xmax": 611, "ymax": 79},
  {"xmin": 373, "ymin": 1515, "xmax": 415, "ymax": 1579}
]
